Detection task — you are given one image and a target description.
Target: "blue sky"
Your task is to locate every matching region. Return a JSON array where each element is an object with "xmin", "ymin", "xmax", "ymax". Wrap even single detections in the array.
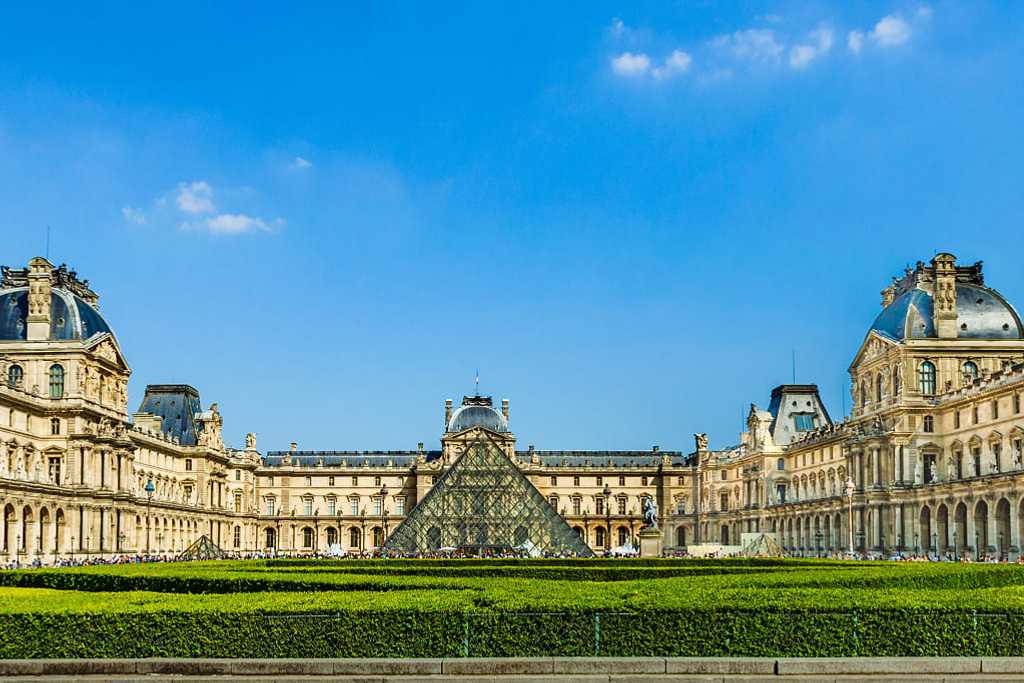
[{"xmin": 1, "ymin": 2, "xmax": 1022, "ymax": 452}]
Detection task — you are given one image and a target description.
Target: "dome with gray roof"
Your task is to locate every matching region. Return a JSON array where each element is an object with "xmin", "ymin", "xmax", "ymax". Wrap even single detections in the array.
[
  {"xmin": 0, "ymin": 288, "xmax": 112, "ymax": 342},
  {"xmin": 870, "ymin": 282, "xmax": 1023, "ymax": 341},
  {"xmin": 448, "ymin": 401, "xmax": 508, "ymax": 433}
]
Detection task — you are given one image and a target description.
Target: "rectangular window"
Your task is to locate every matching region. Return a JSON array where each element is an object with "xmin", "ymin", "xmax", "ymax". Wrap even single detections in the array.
[
  {"xmin": 350, "ymin": 498, "xmax": 359, "ymax": 515},
  {"xmin": 327, "ymin": 498, "xmax": 336, "ymax": 515},
  {"xmin": 265, "ymin": 498, "xmax": 275, "ymax": 515},
  {"xmin": 720, "ymin": 493, "xmax": 729, "ymax": 511},
  {"xmin": 1016, "ymin": 394, "xmax": 1022, "ymax": 414},
  {"xmin": 596, "ymin": 476, "xmax": 603, "ymax": 486},
  {"xmin": 233, "ymin": 526, "xmax": 241, "ymax": 548},
  {"xmin": 618, "ymin": 476, "xmax": 625, "ymax": 486},
  {"xmin": 573, "ymin": 476, "xmax": 580, "ymax": 487},
  {"xmin": 395, "ymin": 498, "xmax": 405, "ymax": 516},
  {"xmin": 973, "ymin": 405, "xmax": 979, "ymax": 424},
  {"xmin": 721, "ymin": 470, "xmax": 727, "ymax": 480},
  {"xmin": 993, "ymin": 400, "xmax": 999, "ymax": 420},
  {"xmin": 303, "ymin": 499, "xmax": 313, "ymax": 516},
  {"xmin": 268, "ymin": 475, "xmax": 274, "ymax": 485},
  {"xmin": 572, "ymin": 498, "xmax": 581, "ymax": 515},
  {"xmin": 954, "ymin": 411, "xmax": 960, "ymax": 429},
  {"xmin": 185, "ymin": 459, "xmax": 192, "ymax": 471},
  {"xmin": 352, "ymin": 476, "xmax": 358, "ymax": 486},
  {"xmin": 234, "ymin": 494, "xmax": 242, "ymax": 513},
  {"xmin": 677, "ymin": 476, "xmax": 684, "ymax": 486},
  {"xmin": 641, "ymin": 476, "xmax": 648, "ymax": 486},
  {"xmin": 51, "ymin": 418, "xmax": 60, "ymax": 435},
  {"xmin": 595, "ymin": 497, "xmax": 604, "ymax": 515},
  {"xmin": 617, "ymin": 497, "xmax": 626, "ymax": 515},
  {"xmin": 328, "ymin": 476, "xmax": 335, "ymax": 487},
  {"xmin": 374, "ymin": 476, "xmax": 381, "ymax": 487},
  {"xmin": 923, "ymin": 415, "xmax": 934, "ymax": 433},
  {"xmin": 373, "ymin": 498, "xmax": 382, "ymax": 516},
  {"xmin": 48, "ymin": 457, "xmax": 61, "ymax": 485},
  {"xmin": 549, "ymin": 475, "xmax": 557, "ymax": 485},
  {"xmin": 794, "ymin": 414, "xmax": 815, "ymax": 431},
  {"xmin": 305, "ymin": 476, "xmax": 312, "ymax": 486}
]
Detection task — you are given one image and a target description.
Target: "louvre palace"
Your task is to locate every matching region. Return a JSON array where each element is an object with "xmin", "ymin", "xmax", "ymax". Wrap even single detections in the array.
[{"xmin": 2, "ymin": 252, "xmax": 1024, "ymax": 561}]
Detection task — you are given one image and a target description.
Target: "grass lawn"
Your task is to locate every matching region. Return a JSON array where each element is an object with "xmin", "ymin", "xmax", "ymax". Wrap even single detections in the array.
[{"xmin": 2, "ymin": 558, "xmax": 1024, "ymax": 658}]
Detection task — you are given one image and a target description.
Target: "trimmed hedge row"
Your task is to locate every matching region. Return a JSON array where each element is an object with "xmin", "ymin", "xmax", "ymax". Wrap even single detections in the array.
[
  {"xmin": 1, "ymin": 608, "xmax": 1022, "ymax": 658},
  {"xmin": 0, "ymin": 570, "xmax": 468, "ymax": 594}
]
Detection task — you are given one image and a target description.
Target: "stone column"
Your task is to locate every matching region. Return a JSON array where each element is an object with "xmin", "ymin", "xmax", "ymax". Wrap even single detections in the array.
[
  {"xmin": 987, "ymin": 499, "xmax": 999, "ymax": 556},
  {"xmin": 966, "ymin": 501, "xmax": 977, "ymax": 557},
  {"xmin": 1010, "ymin": 496, "xmax": 1021, "ymax": 560}
]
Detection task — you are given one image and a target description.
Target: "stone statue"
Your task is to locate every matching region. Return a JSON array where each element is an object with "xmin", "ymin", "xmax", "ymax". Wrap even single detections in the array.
[
  {"xmin": 642, "ymin": 497, "xmax": 658, "ymax": 529},
  {"xmin": 33, "ymin": 459, "xmax": 42, "ymax": 482},
  {"xmin": 1014, "ymin": 449, "xmax": 1023, "ymax": 470},
  {"xmin": 694, "ymin": 433, "xmax": 708, "ymax": 451},
  {"xmin": 246, "ymin": 432, "xmax": 257, "ymax": 450},
  {"xmin": 913, "ymin": 459, "xmax": 921, "ymax": 484},
  {"xmin": 947, "ymin": 454, "xmax": 956, "ymax": 479},
  {"xmin": 15, "ymin": 457, "xmax": 25, "ymax": 480}
]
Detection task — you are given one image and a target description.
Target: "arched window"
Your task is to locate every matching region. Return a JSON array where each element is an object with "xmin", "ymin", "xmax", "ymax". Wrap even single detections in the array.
[
  {"xmin": 860, "ymin": 381, "xmax": 868, "ymax": 406},
  {"xmin": 918, "ymin": 361, "xmax": 936, "ymax": 395},
  {"xmin": 875, "ymin": 374, "xmax": 883, "ymax": 402},
  {"xmin": 617, "ymin": 527, "xmax": 629, "ymax": 547},
  {"xmin": 326, "ymin": 527, "xmax": 337, "ymax": 546},
  {"xmin": 264, "ymin": 527, "xmax": 276, "ymax": 548},
  {"xmin": 233, "ymin": 525, "xmax": 241, "ymax": 548},
  {"xmin": 962, "ymin": 361, "xmax": 979, "ymax": 385},
  {"xmin": 6, "ymin": 364, "xmax": 22, "ymax": 388},
  {"xmin": 48, "ymin": 364, "xmax": 64, "ymax": 398},
  {"xmin": 372, "ymin": 526, "xmax": 383, "ymax": 547},
  {"xmin": 302, "ymin": 527, "xmax": 314, "ymax": 548},
  {"xmin": 892, "ymin": 366, "xmax": 901, "ymax": 395}
]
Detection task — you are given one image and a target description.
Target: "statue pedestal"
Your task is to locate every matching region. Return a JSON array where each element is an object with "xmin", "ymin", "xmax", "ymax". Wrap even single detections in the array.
[{"xmin": 638, "ymin": 527, "xmax": 662, "ymax": 558}]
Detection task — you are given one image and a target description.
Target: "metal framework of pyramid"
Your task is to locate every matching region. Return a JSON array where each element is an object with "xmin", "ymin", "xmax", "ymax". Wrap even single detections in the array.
[
  {"xmin": 177, "ymin": 534, "xmax": 227, "ymax": 561},
  {"xmin": 384, "ymin": 432, "xmax": 594, "ymax": 557}
]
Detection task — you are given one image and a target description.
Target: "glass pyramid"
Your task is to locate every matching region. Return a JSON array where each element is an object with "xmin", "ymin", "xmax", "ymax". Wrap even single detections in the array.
[
  {"xmin": 176, "ymin": 534, "xmax": 226, "ymax": 561},
  {"xmin": 384, "ymin": 433, "xmax": 594, "ymax": 557}
]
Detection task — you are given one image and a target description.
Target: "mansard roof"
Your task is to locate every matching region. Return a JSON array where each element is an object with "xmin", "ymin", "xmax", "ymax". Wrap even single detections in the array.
[{"xmin": 137, "ymin": 384, "xmax": 202, "ymax": 446}]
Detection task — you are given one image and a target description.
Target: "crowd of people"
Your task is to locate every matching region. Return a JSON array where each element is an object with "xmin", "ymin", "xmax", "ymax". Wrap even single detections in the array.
[{"xmin": 5, "ymin": 548, "xmax": 1024, "ymax": 569}]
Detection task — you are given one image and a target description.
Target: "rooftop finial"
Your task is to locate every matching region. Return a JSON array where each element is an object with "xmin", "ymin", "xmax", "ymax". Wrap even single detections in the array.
[{"xmin": 475, "ymin": 369, "xmax": 480, "ymax": 396}]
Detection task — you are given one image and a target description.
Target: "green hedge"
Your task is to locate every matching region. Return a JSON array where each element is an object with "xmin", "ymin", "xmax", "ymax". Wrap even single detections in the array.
[
  {"xmin": 4, "ymin": 559, "xmax": 1024, "ymax": 658},
  {"xmin": 2, "ymin": 608, "xmax": 1024, "ymax": 658}
]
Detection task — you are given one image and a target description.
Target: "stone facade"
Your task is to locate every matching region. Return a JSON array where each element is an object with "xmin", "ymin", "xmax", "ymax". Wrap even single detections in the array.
[{"xmin": 2, "ymin": 252, "xmax": 1023, "ymax": 561}]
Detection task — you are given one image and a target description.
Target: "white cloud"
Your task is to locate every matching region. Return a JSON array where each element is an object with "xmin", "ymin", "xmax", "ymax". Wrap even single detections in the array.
[
  {"xmin": 611, "ymin": 52, "xmax": 651, "ymax": 77},
  {"xmin": 871, "ymin": 15, "xmax": 911, "ymax": 47},
  {"xmin": 916, "ymin": 5, "xmax": 933, "ymax": 20},
  {"xmin": 609, "ymin": 18, "xmax": 625, "ymax": 38},
  {"xmin": 847, "ymin": 30, "xmax": 865, "ymax": 54},
  {"xmin": 788, "ymin": 27, "xmax": 833, "ymax": 69},
  {"xmin": 121, "ymin": 206, "xmax": 146, "ymax": 225},
  {"xmin": 652, "ymin": 50, "xmax": 693, "ymax": 80},
  {"xmin": 711, "ymin": 29, "xmax": 785, "ymax": 65},
  {"xmin": 176, "ymin": 180, "xmax": 215, "ymax": 214},
  {"xmin": 186, "ymin": 213, "xmax": 280, "ymax": 235},
  {"xmin": 290, "ymin": 156, "xmax": 312, "ymax": 170}
]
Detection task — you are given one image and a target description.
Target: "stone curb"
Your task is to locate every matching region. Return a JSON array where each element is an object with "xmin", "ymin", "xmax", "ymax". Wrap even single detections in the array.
[
  {"xmin": 776, "ymin": 657, "xmax": 981, "ymax": 675},
  {"xmin": 0, "ymin": 656, "xmax": 1018, "ymax": 678}
]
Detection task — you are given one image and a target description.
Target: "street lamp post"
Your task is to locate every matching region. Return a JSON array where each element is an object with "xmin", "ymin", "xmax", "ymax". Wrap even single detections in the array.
[
  {"xmin": 976, "ymin": 530, "xmax": 981, "ymax": 561},
  {"xmin": 313, "ymin": 510, "xmax": 319, "ymax": 555},
  {"xmin": 144, "ymin": 479, "xmax": 155, "ymax": 555},
  {"xmin": 602, "ymin": 484, "xmax": 612, "ymax": 555},
  {"xmin": 815, "ymin": 531, "xmax": 822, "ymax": 559},
  {"xmin": 583, "ymin": 511, "xmax": 589, "ymax": 546},
  {"xmin": 844, "ymin": 477, "xmax": 855, "ymax": 556}
]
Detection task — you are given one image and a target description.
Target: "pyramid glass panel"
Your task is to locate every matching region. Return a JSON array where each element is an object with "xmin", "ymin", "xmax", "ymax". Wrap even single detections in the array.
[{"xmin": 384, "ymin": 433, "xmax": 594, "ymax": 557}]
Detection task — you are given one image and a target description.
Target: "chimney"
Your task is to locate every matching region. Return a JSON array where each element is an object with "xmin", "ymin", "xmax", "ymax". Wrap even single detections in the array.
[
  {"xmin": 501, "ymin": 398, "xmax": 509, "ymax": 422},
  {"xmin": 26, "ymin": 257, "xmax": 53, "ymax": 341},
  {"xmin": 444, "ymin": 399, "xmax": 453, "ymax": 428},
  {"xmin": 290, "ymin": 442, "xmax": 298, "ymax": 452},
  {"xmin": 932, "ymin": 253, "xmax": 958, "ymax": 339},
  {"xmin": 417, "ymin": 442, "xmax": 424, "ymax": 453},
  {"xmin": 652, "ymin": 445, "xmax": 660, "ymax": 453}
]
